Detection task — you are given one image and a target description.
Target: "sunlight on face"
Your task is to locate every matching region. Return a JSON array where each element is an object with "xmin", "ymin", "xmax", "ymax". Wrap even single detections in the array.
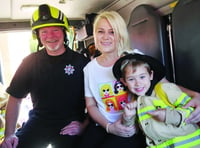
[
  {"xmin": 94, "ymin": 18, "xmax": 117, "ymax": 54},
  {"xmin": 39, "ymin": 26, "xmax": 64, "ymax": 52}
]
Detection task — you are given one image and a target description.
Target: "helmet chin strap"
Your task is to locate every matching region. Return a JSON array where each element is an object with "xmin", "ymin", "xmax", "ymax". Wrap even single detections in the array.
[
  {"xmin": 63, "ymin": 30, "xmax": 69, "ymax": 48},
  {"xmin": 35, "ymin": 30, "xmax": 43, "ymax": 52}
]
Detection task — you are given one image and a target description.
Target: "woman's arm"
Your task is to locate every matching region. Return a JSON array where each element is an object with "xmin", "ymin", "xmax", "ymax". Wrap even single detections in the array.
[
  {"xmin": 86, "ymin": 96, "xmax": 108, "ymax": 129},
  {"xmin": 86, "ymin": 96, "xmax": 136, "ymax": 137}
]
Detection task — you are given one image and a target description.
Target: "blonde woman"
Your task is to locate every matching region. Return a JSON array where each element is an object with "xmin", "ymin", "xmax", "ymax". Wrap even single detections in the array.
[{"xmin": 79, "ymin": 11, "xmax": 146, "ymax": 148}]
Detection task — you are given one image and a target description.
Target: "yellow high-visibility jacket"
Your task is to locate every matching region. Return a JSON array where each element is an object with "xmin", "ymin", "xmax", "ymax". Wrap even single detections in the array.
[{"xmin": 136, "ymin": 83, "xmax": 200, "ymax": 148}]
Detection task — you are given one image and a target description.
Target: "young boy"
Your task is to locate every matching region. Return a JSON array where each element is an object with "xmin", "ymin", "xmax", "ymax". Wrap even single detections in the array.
[{"xmin": 113, "ymin": 54, "xmax": 200, "ymax": 148}]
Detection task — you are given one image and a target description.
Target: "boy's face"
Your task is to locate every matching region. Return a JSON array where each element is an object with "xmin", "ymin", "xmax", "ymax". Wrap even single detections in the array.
[{"xmin": 123, "ymin": 65, "xmax": 153, "ymax": 96}]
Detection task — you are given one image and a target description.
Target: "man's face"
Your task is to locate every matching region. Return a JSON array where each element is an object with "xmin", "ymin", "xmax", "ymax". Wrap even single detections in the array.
[{"xmin": 39, "ymin": 26, "xmax": 65, "ymax": 54}]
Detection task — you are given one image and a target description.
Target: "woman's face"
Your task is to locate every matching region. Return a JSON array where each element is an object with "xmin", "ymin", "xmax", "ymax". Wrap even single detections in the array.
[
  {"xmin": 94, "ymin": 18, "xmax": 118, "ymax": 54},
  {"xmin": 123, "ymin": 65, "xmax": 153, "ymax": 96}
]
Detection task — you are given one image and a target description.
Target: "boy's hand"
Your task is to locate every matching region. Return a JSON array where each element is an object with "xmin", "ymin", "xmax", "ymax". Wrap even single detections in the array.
[
  {"xmin": 147, "ymin": 109, "xmax": 166, "ymax": 122},
  {"xmin": 124, "ymin": 101, "xmax": 137, "ymax": 119}
]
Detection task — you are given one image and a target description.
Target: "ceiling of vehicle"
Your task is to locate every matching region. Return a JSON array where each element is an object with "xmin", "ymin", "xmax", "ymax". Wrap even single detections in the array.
[
  {"xmin": 1, "ymin": 0, "xmax": 177, "ymax": 21},
  {"xmin": 1, "ymin": 0, "xmax": 114, "ymax": 21},
  {"xmin": 0, "ymin": 0, "xmax": 177, "ymax": 31}
]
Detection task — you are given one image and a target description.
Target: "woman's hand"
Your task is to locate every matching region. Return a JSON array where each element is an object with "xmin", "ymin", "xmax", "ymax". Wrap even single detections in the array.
[
  {"xmin": 108, "ymin": 118, "xmax": 137, "ymax": 137},
  {"xmin": 184, "ymin": 93, "xmax": 200, "ymax": 124}
]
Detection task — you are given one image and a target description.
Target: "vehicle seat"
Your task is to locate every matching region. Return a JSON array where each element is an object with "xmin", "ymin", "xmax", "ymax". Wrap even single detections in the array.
[
  {"xmin": 172, "ymin": 0, "xmax": 200, "ymax": 92},
  {"xmin": 127, "ymin": 4, "xmax": 173, "ymax": 81}
]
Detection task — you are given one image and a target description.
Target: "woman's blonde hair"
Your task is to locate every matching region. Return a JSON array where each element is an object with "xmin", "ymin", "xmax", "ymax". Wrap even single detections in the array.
[{"xmin": 93, "ymin": 11, "xmax": 131, "ymax": 56}]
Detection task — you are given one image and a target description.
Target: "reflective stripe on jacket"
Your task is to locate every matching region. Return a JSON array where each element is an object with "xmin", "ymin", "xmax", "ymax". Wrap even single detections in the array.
[{"xmin": 149, "ymin": 129, "xmax": 200, "ymax": 148}]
